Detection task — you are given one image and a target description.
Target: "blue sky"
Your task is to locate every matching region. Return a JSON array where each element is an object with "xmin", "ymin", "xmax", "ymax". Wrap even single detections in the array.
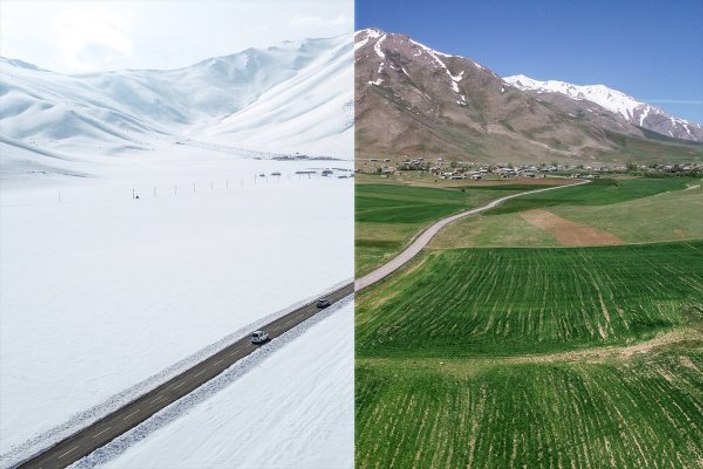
[{"xmin": 357, "ymin": 0, "xmax": 703, "ymax": 123}]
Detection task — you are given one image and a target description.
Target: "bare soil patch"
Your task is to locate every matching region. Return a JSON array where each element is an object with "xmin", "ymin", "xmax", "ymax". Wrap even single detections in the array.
[{"xmin": 520, "ymin": 209, "xmax": 623, "ymax": 246}]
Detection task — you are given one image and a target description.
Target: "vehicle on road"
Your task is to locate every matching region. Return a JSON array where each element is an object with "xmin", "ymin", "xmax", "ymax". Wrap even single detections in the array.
[
  {"xmin": 316, "ymin": 298, "xmax": 331, "ymax": 308},
  {"xmin": 251, "ymin": 330, "xmax": 270, "ymax": 344}
]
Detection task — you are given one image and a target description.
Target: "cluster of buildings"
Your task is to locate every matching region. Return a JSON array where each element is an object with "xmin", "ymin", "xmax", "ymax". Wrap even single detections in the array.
[{"xmin": 358, "ymin": 156, "xmax": 703, "ymax": 178}]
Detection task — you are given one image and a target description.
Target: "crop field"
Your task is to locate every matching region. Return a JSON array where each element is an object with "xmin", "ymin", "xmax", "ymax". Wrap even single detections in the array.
[
  {"xmin": 356, "ymin": 176, "xmax": 703, "ymax": 467},
  {"xmin": 357, "ymin": 348, "xmax": 703, "ymax": 469},
  {"xmin": 356, "ymin": 240, "xmax": 703, "ymax": 467},
  {"xmin": 552, "ymin": 180, "xmax": 703, "ymax": 243},
  {"xmin": 486, "ymin": 177, "xmax": 694, "ymax": 216},
  {"xmin": 355, "ymin": 183, "xmax": 551, "ymax": 275},
  {"xmin": 432, "ymin": 177, "xmax": 702, "ymax": 249},
  {"xmin": 357, "ymin": 241, "xmax": 703, "ymax": 358}
]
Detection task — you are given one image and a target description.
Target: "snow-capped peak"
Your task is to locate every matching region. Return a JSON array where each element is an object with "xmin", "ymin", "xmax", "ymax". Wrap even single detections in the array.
[
  {"xmin": 505, "ymin": 74, "xmax": 644, "ymax": 120},
  {"xmin": 505, "ymin": 73, "xmax": 702, "ymax": 141}
]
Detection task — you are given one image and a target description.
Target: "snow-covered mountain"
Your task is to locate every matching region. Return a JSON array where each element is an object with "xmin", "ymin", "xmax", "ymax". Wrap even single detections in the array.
[
  {"xmin": 0, "ymin": 34, "xmax": 353, "ymax": 173},
  {"xmin": 355, "ymin": 28, "xmax": 703, "ymax": 164},
  {"xmin": 505, "ymin": 74, "xmax": 703, "ymax": 142},
  {"xmin": 355, "ymin": 28, "xmax": 631, "ymax": 162}
]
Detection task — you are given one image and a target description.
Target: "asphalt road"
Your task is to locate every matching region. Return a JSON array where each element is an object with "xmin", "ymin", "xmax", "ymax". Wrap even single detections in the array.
[
  {"xmin": 16, "ymin": 282, "xmax": 354, "ymax": 469},
  {"xmin": 355, "ymin": 180, "xmax": 588, "ymax": 291}
]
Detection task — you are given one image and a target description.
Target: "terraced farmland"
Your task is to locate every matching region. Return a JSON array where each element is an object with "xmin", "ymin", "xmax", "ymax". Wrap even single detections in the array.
[
  {"xmin": 357, "ymin": 242, "xmax": 703, "ymax": 358},
  {"xmin": 357, "ymin": 348, "xmax": 703, "ymax": 469},
  {"xmin": 355, "ymin": 183, "xmax": 552, "ymax": 275}
]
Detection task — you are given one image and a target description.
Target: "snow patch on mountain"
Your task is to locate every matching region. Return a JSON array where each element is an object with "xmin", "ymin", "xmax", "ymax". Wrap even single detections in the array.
[
  {"xmin": 505, "ymin": 74, "xmax": 644, "ymax": 119},
  {"xmin": 0, "ymin": 34, "xmax": 353, "ymax": 178},
  {"xmin": 407, "ymin": 38, "xmax": 467, "ymax": 98},
  {"xmin": 374, "ymin": 34, "xmax": 387, "ymax": 59},
  {"xmin": 505, "ymin": 74, "xmax": 703, "ymax": 142}
]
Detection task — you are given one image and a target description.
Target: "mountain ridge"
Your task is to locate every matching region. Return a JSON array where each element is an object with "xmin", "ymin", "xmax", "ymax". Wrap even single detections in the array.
[
  {"xmin": 505, "ymin": 74, "xmax": 702, "ymax": 141},
  {"xmin": 354, "ymin": 28, "xmax": 702, "ymax": 164},
  {"xmin": 0, "ymin": 34, "xmax": 353, "ymax": 170}
]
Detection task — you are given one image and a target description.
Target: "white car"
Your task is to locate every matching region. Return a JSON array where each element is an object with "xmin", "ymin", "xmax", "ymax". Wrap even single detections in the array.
[{"xmin": 251, "ymin": 330, "xmax": 270, "ymax": 344}]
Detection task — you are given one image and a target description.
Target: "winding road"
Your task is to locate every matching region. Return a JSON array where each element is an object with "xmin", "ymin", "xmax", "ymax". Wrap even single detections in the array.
[
  {"xmin": 16, "ymin": 178, "xmax": 584, "ymax": 468},
  {"xmin": 355, "ymin": 180, "xmax": 588, "ymax": 290}
]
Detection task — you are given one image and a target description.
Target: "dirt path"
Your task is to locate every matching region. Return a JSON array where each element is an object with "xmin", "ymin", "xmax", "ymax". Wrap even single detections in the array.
[
  {"xmin": 360, "ymin": 329, "xmax": 703, "ymax": 376},
  {"xmin": 520, "ymin": 209, "xmax": 623, "ymax": 246}
]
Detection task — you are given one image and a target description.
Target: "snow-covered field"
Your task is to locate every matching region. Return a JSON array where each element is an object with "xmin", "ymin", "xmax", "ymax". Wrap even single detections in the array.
[
  {"xmin": 88, "ymin": 299, "xmax": 354, "ymax": 469},
  {"xmin": 1, "ymin": 29, "xmax": 354, "ymax": 467},
  {"xmin": 0, "ymin": 143, "xmax": 353, "ymax": 464}
]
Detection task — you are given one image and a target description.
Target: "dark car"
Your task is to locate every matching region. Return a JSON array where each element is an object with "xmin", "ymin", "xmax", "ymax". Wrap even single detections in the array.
[
  {"xmin": 251, "ymin": 330, "xmax": 270, "ymax": 344},
  {"xmin": 316, "ymin": 298, "xmax": 331, "ymax": 308}
]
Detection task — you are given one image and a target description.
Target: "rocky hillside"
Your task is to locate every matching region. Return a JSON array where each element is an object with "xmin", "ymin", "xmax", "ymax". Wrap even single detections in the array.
[{"xmin": 355, "ymin": 28, "xmax": 702, "ymax": 164}]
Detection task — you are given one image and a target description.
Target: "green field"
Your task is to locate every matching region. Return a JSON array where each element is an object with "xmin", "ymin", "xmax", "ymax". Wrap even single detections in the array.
[
  {"xmin": 432, "ymin": 178, "xmax": 703, "ymax": 249},
  {"xmin": 356, "ymin": 176, "xmax": 703, "ymax": 467},
  {"xmin": 357, "ymin": 242, "xmax": 703, "ymax": 358},
  {"xmin": 356, "ymin": 243, "xmax": 703, "ymax": 467},
  {"xmin": 355, "ymin": 182, "xmax": 552, "ymax": 275},
  {"xmin": 357, "ymin": 349, "xmax": 703, "ymax": 469},
  {"xmin": 486, "ymin": 177, "xmax": 694, "ymax": 216}
]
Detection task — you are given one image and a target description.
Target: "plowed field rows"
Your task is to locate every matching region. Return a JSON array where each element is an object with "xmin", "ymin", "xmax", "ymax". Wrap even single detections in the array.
[
  {"xmin": 357, "ymin": 350, "xmax": 703, "ymax": 469},
  {"xmin": 357, "ymin": 242, "xmax": 703, "ymax": 358}
]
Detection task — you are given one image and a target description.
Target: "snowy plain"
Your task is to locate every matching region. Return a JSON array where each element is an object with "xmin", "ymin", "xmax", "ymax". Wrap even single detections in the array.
[
  {"xmin": 89, "ymin": 300, "xmax": 354, "ymax": 469},
  {"xmin": 0, "ymin": 143, "xmax": 353, "ymax": 465},
  {"xmin": 1, "ymin": 30, "xmax": 354, "ymax": 467}
]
